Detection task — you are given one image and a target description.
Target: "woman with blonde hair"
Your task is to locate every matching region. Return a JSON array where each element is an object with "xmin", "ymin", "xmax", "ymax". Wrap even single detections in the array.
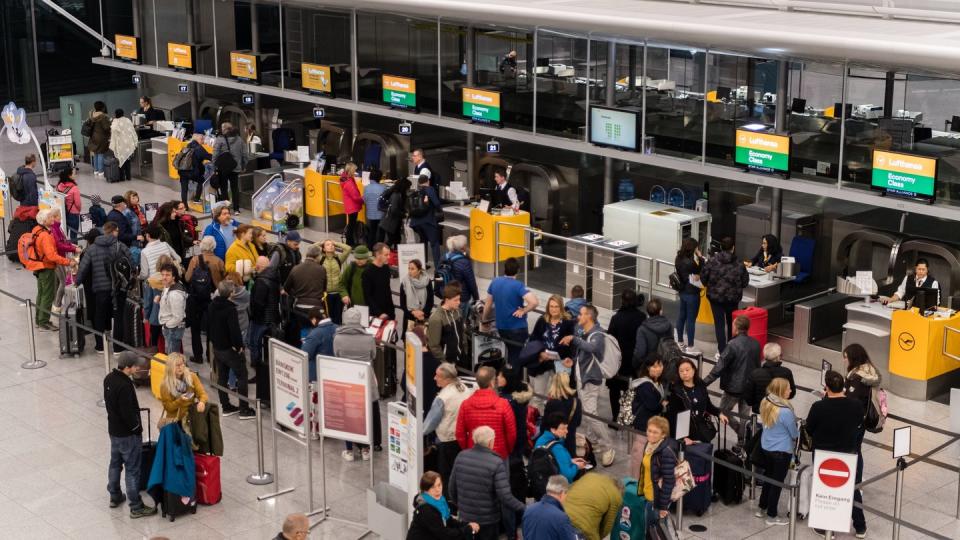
[
  {"xmin": 756, "ymin": 377, "xmax": 799, "ymax": 526},
  {"xmin": 542, "ymin": 372, "xmax": 581, "ymax": 452},
  {"xmin": 158, "ymin": 352, "xmax": 209, "ymax": 426},
  {"xmin": 526, "ymin": 294, "xmax": 575, "ymax": 410}
]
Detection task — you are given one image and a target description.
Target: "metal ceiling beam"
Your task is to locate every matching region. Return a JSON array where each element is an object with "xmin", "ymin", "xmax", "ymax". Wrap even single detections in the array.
[{"xmin": 92, "ymin": 56, "xmax": 960, "ymax": 223}]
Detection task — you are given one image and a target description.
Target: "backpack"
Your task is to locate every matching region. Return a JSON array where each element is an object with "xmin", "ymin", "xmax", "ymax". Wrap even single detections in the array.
[
  {"xmin": 526, "ymin": 440, "xmax": 560, "ymax": 501},
  {"xmin": 433, "ymin": 253, "xmax": 464, "ymax": 298},
  {"xmin": 173, "ymin": 144, "xmax": 195, "ymax": 172},
  {"xmin": 89, "ymin": 203, "xmax": 107, "ymax": 227},
  {"xmin": 17, "ymin": 229, "xmax": 47, "ymax": 271},
  {"xmin": 81, "ymin": 119, "xmax": 93, "ymax": 137},
  {"xmin": 187, "ymin": 255, "xmax": 215, "ymax": 301},
  {"xmin": 377, "ymin": 189, "xmax": 392, "ymax": 212},
  {"xmin": 864, "ymin": 386, "xmax": 889, "ymax": 433},
  {"xmin": 106, "ymin": 246, "xmax": 135, "ymax": 291},
  {"xmin": 407, "ymin": 189, "xmax": 430, "ymax": 218},
  {"xmin": 213, "ymin": 137, "xmax": 238, "ymax": 172},
  {"xmin": 588, "ymin": 332, "xmax": 622, "ymax": 379},
  {"xmin": 8, "ymin": 171, "xmax": 25, "ymax": 202}
]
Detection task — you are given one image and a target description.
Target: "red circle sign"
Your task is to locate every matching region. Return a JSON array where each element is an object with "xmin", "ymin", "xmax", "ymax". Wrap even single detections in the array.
[{"xmin": 818, "ymin": 458, "xmax": 851, "ymax": 488}]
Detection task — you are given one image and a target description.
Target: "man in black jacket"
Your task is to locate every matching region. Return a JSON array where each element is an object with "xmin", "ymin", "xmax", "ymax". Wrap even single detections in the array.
[
  {"xmin": 608, "ymin": 289, "xmax": 646, "ymax": 418},
  {"xmin": 104, "ymin": 351, "xmax": 157, "ymax": 518},
  {"xmin": 700, "ymin": 236, "xmax": 749, "ymax": 354},
  {"xmin": 702, "ymin": 315, "xmax": 760, "ymax": 447},
  {"xmin": 633, "ymin": 298, "xmax": 674, "ymax": 369},
  {"xmin": 363, "ymin": 243, "xmax": 395, "ymax": 319},
  {"xmin": 106, "ymin": 195, "xmax": 136, "ymax": 246},
  {"xmin": 743, "ymin": 342, "xmax": 796, "ymax": 414},
  {"xmin": 209, "ymin": 280, "xmax": 254, "ymax": 418},
  {"xmin": 250, "ymin": 256, "xmax": 281, "ymax": 403}
]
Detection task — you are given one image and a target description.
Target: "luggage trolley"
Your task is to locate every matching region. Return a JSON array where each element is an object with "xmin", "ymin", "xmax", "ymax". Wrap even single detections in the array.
[{"xmin": 45, "ymin": 129, "xmax": 76, "ymax": 175}]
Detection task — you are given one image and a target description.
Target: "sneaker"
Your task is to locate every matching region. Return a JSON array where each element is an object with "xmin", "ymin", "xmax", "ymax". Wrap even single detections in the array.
[
  {"xmin": 765, "ymin": 517, "xmax": 788, "ymax": 526},
  {"xmin": 600, "ymin": 448, "xmax": 616, "ymax": 467},
  {"xmin": 855, "ymin": 529, "xmax": 866, "ymax": 539},
  {"xmin": 361, "ymin": 448, "xmax": 371, "ymax": 461},
  {"xmin": 342, "ymin": 450, "xmax": 355, "ymax": 462},
  {"xmin": 754, "ymin": 509, "xmax": 765, "ymax": 518},
  {"xmin": 373, "ymin": 445, "xmax": 383, "ymax": 452},
  {"xmin": 38, "ymin": 322, "xmax": 57, "ymax": 331},
  {"xmin": 221, "ymin": 404, "xmax": 239, "ymax": 417},
  {"xmin": 109, "ymin": 494, "xmax": 125, "ymax": 508},
  {"xmin": 686, "ymin": 347, "xmax": 701, "ymax": 356},
  {"xmin": 234, "ymin": 210, "xmax": 241, "ymax": 216},
  {"xmin": 130, "ymin": 505, "xmax": 158, "ymax": 518},
  {"xmin": 238, "ymin": 408, "xmax": 256, "ymax": 420}
]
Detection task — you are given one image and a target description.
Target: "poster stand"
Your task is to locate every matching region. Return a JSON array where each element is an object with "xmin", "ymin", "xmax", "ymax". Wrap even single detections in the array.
[{"xmin": 314, "ymin": 354, "xmax": 374, "ymax": 535}]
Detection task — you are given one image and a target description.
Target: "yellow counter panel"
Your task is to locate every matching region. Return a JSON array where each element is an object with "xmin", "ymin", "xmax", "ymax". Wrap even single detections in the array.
[
  {"xmin": 469, "ymin": 209, "xmax": 530, "ymax": 264},
  {"xmin": 889, "ymin": 309, "xmax": 960, "ymax": 381},
  {"xmin": 167, "ymin": 137, "xmax": 213, "ymax": 182},
  {"xmin": 302, "ymin": 169, "xmax": 366, "ymax": 223}
]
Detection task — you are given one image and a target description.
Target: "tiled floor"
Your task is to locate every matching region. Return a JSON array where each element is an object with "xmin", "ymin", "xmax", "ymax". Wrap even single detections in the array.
[{"xmin": 1, "ymin": 140, "xmax": 959, "ymax": 538}]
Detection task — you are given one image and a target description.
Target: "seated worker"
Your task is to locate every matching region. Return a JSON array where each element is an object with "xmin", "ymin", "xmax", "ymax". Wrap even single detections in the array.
[
  {"xmin": 882, "ymin": 257, "xmax": 940, "ymax": 306},
  {"xmin": 745, "ymin": 234, "xmax": 782, "ymax": 272},
  {"xmin": 533, "ymin": 413, "xmax": 588, "ymax": 484}
]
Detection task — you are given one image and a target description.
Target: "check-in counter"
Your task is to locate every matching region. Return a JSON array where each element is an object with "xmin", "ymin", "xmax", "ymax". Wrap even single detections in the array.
[
  {"xmin": 695, "ymin": 272, "xmax": 794, "ymax": 342},
  {"xmin": 149, "ymin": 136, "xmax": 169, "ymax": 185},
  {"xmin": 842, "ymin": 301, "xmax": 893, "ymax": 388},
  {"xmin": 469, "ymin": 208, "xmax": 530, "ymax": 278},
  {"xmin": 888, "ymin": 309, "xmax": 960, "ymax": 400},
  {"xmin": 301, "ymin": 169, "xmax": 367, "ymax": 232},
  {"xmin": 166, "ymin": 137, "xmax": 213, "ymax": 182},
  {"xmin": 786, "ymin": 293, "xmax": 858, "ymax": 369},
  {"xmin": 441, "ymin": 205, "xmax": 472, "ymax": 248}
]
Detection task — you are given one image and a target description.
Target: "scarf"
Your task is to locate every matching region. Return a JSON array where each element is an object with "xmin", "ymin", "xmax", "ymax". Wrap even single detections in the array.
[
  {"xmin": 402, "ymin": 272, "xmax": 430, "ymax": 310},
  {"xmin": 644, "ymin": 437, "xmax": 663, "ymax": 456},
  {"xmin": 421, "ymin": 492, "xmax": 451, "ymax": 524},
  {"xmin": 764, "ymin": 393, "xmax": 794, "ymax": 413}
]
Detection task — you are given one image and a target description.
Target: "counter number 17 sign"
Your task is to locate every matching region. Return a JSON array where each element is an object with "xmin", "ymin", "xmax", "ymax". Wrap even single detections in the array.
[{"xmin": 809, "ymin": 450, "xmax": 858, "ymax": 533}]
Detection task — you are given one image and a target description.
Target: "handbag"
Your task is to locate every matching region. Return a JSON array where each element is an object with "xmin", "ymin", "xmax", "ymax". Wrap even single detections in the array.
[
  {"xmin": 799, "ymin": 420, "xmax": 813, "ymax": 453},
  {"xmin": 669, "ymin": 448, "xmax": 697, "ymax": 501},
  {"xmin": 678, "ymin": 388, "xmax": 717, "ymax": 442},
  {"xmin": 746, "ymin": 426, "xmax": 765, "ymax": 467}
]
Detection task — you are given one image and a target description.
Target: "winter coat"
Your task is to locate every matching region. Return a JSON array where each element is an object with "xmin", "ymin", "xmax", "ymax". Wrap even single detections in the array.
[
  {"xmin": 106, "ymin": 208, "xmax": 135, "ymax": 246},
  {"xmin": 642, "ymin": 438, "xmax": 680, "ymax": 512},
  {"xmin": 379, "ymin": 188, "xmax": 406, "ymax": 236},
  {"xmin": 633, "ymin": 315, "xmax": 675, "ymax": 369},
  {"xmin": 185, "ymin": 253, "xmax": 226, "ymax": 288},
  {"xmin": 528, "ymin": 318, "xmax": 575, "ymax": 377},
  {"xmin": 159, "ymin": 282, "xmax": 188, "ymax": 328},
  {"xmin": 702, "ymin": 333, "xmax": 760, "ymax": 395},
  {"xmin": 522, "ymin": 495, "xmax": 578, "ymax": 540},
  {"xmin": 158, "ymin": 372, "xmax": 209, "ymax": 422},
  {"xmin": 500, "ymin": 384, "xmax": 533, "ymax": 458},
  {"xmin": 104, "ymin": 369, "xmax": 142, "ymax": 437},
  {"xmin": 337, "ymin": 261, "xmax": 367, "ymax": 304},
  {"xmin": 409, "ymin": 186, "xmax": 441, "ymax": 228},
  {"xmin": 333, "ymin": 308, "xmax": 379, "ymax": 395},
  {"xmin": 543, "ymin": 395, "xmax": 581, "ymax": 451},
  {"xmin": 202, "ymin": 220, "xmax": 238, "ymax": 261},
  {"xmin": 207, "ymin": 296, "xmax": 244, "ymax": 351},
  {"xmin": 184, "ymin": 140, "xmax": 212, "ymax": 180},
  {"xmin": 846, "ymin": 362, "xmax": 881, "ymax": 415},
  {"xmin": 340, "ymin": 173, "xmax": 363, "ymax": 215},
  {"xmin": 23, "ymin": 225, "xmax": 70, "ymax": 273},
  {"xmin": 674, "ymin": 254, "xmax": 704, "ymax": 295},
  {"xmin": 744, "ymin": 361, "xmax": 797, "ymax": 413},
  {"xmin": 16, "ymin": 166, "xmax": 38, "ymax": 207},
  {"xmin": 608, "ymin": 306, "xmax": 646, "ymax": 378},
  {"xmin": 50, "ymin": 221, "xmax": 76, "ymax": 257},
  {"xmin": 565, "ymin": 297, "xmax": 588, "ymax": 319},
  {"xmin": 211, "ymin": 129, "xmax": 247, "ymax": 172},
  {"xmin": 533, "ymin": 431, "xmax": 579, "ymax": 484},
  {"xmin": 665, "ymin": 382, "xmax": 721, "ymax": 440},
  {"xmin": 250, "ymin": 265, "xmax": 281, "ymax": 325},
  {"xmin": 284, "ymin": 258, "xmax": 328, "ymax": 307},
  {"xmin": 564, "ymin": 472, "xmax": 623, "ymax": 540},
  {"xmin": 630, "ymin": 377, "xmax": 665, "ymax": 432},
  {"xmin": 55, "ymin": 179, "xmax": 81, "ymax": 216},
  {"xmin": 406, "ymin": 494, "xmax": 473, "ymax": 540},
  {"xmin": 448, "ymin": 251, "xmax": 480, "ymax": 306},
  {"xmin": 147, "ymin": 423, "xmax": 196, "ymax": 498},
  {"xmin": 426, "ymin": 306, "xmax": 465, "ymax": 363},
  {"xmin": 109, "ymin": 116, "xmax": 138, "ymax": 166},
  {"xmin": 303, "ymin": 319, "xmax": 337, "ymax": 381},
  {"xmin": 186, "ymin": 402, "xmax": 224, "ymax": 456},
  {"xmin": 225, "ymin": 239, "xmax": 259, "ymax": 276},
  {"xmin": 363, "ymin": 181, "xmax": 388, "ymax": 221},
  {"xmin": 317, "ymin": 243, "xmax": 351, "ymax": 292},
  {"xmin": 230, "ymin": 286, "xmax": 251, "ymax": 337},
  {"xmin": 448, "ymin": 444, "xmax": 526, "ymax": 525},
  {"xmin": 86, "ymin": 111, "xmax": 111, "ymax": 154},
  {"xmin": 572, "ymin": 325, "xmax": 605, "ymax": 386},
  {"xmin": 75, "ymin": 234, "xmax": 132, "ymax": 293},
  {"xmin": 701, "ymin": 250, "xmax": 749, "ymax": 304},
  {"xmin": 139, "ymin": 240, "xmax": 181, "ymax": 280},
  {"xmin": 455, "ymin": 388, "xmax": 517, "ymax": 459}
]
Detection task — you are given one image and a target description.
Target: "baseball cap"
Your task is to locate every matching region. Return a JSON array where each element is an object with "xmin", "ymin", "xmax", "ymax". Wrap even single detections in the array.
[
  {"xmin": 116, "ymin": 351, "xmax": 146, "ymax": 369},
  {"xmin": 111, "ymin": 195, "xmax": 126, "ymax": 205},
  {"xmin": 285, "ymin": 231, "xmax": 301, "ymax": 242}
]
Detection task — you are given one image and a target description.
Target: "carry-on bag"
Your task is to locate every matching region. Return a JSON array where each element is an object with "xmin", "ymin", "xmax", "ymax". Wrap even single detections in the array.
[
  {"xmin": 159, "ymin": 490, "xmax": 197, "ymax": 522},
  {"xmin": 139, "ymin": 408, "xmax": 157, "ymax": 491},
  {"xmin": 194, "ymin": 453, "xmax": 222, "ymax": 505},
  {"xmin": 59, "ymin": 284, "xmax": 86, "ymax": 356},
  {"xmin": 713, "ymin": 427, "xmax": 745, "ymax": 505},
  {"xmin": 683, "ymin": 442, "xmax": 713, "ymax": 516},
  {"xmin": 373, "ymin": 345, "xmax": 397, "ymax": 399},
  {"xmin": 610, "ymin": 478, "xmax": 647, "ymax": 540}
]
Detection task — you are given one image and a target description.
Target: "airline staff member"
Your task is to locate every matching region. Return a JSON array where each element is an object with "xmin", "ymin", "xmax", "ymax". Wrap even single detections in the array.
[
  {"xmin": 411, "ymin": 148, "xmax": 437, "ymax": 191},
  {"xmin": 745, "ymin": 234, "xmax": 783, "ymax": 273},
  {"xmin": 491, "ymin": 167, "xmax": 519, "ymax": 211},
  {"xmin": 882, "ymin": 258, "xmax": 940, "ymax": 305}
]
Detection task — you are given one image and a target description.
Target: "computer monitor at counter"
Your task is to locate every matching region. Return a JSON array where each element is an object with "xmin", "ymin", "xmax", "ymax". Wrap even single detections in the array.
[{"xmin": 913, "ymin": 287, "xmax": 940, "ymax": 315}]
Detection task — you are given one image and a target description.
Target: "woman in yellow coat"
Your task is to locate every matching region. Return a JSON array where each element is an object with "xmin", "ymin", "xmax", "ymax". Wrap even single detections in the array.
[
  {"xmin": 224, "ymin": 223, "xmax": 259, "ymax": 282},
  {"xmin": 159, "ymin": 353, "xmax": 209, "ymax": 423}
]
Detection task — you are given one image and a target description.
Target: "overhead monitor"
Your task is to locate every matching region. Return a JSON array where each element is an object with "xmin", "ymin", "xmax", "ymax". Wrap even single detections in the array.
[
  {"xmin": 791, "ymin": 98, "xmax": 807, "ymax": 114},
  {"xmin": 230, "ymin": 51, "xmax": 261, "ymax": 83},
  {"xmin": 382, "ymin": 75, "xmax": 417, "ymax": 111},
  {"xmin": 871, "ymin": 149, "xmax": 937, "ymax": 203},
  {"xmin": 302, "ymin": 63, "xmax": 333, "ymax": 96},
  {"xmin": 462, "ymin": 87, "xmax": 501, "ymax": 125},
  {"xmin": 115, "ymin": 34, "xmax": 140, "ymax": 64},
  {"xmin": 589, "ymin": 106, "xmax": 639, "ymax": 151},
  {"xmin": 536, "ymin": 57, "xmax": 550, "ymax": 67},
  {"xmin": 167, "ymin": 42, "xmax": 195, "ymax": 71},
  {"xmin": 735, "ymin": 129, "xmax": 790, "ymax": 173},
  {"xmin": 716, "ymin": 86, "xmax": 732, "ymax": 101}
]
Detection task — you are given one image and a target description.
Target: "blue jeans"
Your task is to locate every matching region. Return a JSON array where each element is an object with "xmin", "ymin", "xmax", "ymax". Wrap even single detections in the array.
[
  {"xmin": 92, "ymin": 152, "xmax": 105, "ymax": 173},
  {"xmin": 497, "ymin": 327, "xmax": 528, "ymax": 382},
  {"xmin": 162, "ymin": 326, "xmax": 185, "ymax": 354},
  {"xmin": 412, "ymin": 223, "xmax": 442, "ymax": 269},
  {"xmin": 248, "ymin": 322, "xmax": 269, "ymax": 367},
  {"xmin": 676, "ymin": 292, "xmax": 700, "ymax": 347},
  {"xmin": 108, "ymin": 435, "xmax": 144, "ymax": 509},
  {"xmin": 66, "ymin": 213, "xmax": 80, "ymax": 242}
]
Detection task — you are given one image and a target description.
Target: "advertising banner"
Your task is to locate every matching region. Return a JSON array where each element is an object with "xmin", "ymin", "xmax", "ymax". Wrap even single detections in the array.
[
  {"xmin": 46, "ymin": 134, "xmax": 73, "ymax": 163},
  {"xmin": 167, "ymin": 42, "xmax": 194, "ymax": 70},
  {"xmin": 115, "ymin": 34, "xmax": 140, "ymax": 63},
  {"xmin": 735, "ymin": 130, "xmax": 790, "ymax": 172},
  {"xmin": 317, "ymin": 355, "xmax": 372, "ymax": 445},
  {"xmin": 871, "ymin": 150, "xmax": 936, "ymax": 201},
  {"xmin": 230, "ymin": 51, "xmax": 260, "ymax": 82},
  {"xmin": 397, "ymin": 243, "xmax": 426, "ymax": 280},
  {"xmin": 270, "ymin": 338, "xmax": 309, "ymax": 437},
  {"xmin": 463, "ymin": 87, "xmax": 501, "ymax": 123},
  {"xmin": 808, "ymin": 450, "xmax": 858, "ymax": 533},
  {"xmin": 382, "ymin": 75, "xmax": 417, "ymax": 109},
  {"xmin": 387, "ymin": 401, "xmax": 410, "ymax": 490},
  {"xmin": 302, "ymin": 63, "xmax": 333, "ymax": 95}
]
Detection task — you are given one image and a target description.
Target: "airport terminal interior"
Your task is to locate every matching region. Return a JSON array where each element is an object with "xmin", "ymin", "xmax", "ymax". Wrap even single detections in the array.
[{"xmin": 4, "ymin": 0, "xmax": 960, "ymax": 538}]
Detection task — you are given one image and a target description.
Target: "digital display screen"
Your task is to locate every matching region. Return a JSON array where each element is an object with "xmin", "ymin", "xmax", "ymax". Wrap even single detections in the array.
[
  {"xmin": 735, "ymin": 130, "xmax": 790, "ymax": 173},
  {"xmin": 115, "ymin": 35, "xmax": 140, "ymax": 63},
  {"xmin": 462, "ymin": 87, "xmax": 501, "ymax": 124},
  {"xmin": 167, "ymin": 42, "xmax": 194, "ymax": 71},
  {"xmin": 589, "ymin": 106, "xmax": 638, "ymax": 151},
  {"xmin": 871, "ymin": 150, "xmax": 937, "ymax": 202},
  {"xmin": 382, "ymin": 75, "xmax": 417, "ymax": 110},
  {"xmin": 230, "ymin": 51, "xmax": 260, "ymax": 83},
  {"xmin": 302, "ymin": 63, "xmax": 333, "ymax": 95}
]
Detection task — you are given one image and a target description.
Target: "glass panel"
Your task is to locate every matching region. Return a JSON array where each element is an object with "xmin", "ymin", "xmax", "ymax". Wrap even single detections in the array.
[
  {"xmin": 897, "ymin": 73, "xmax": 960, "ymax": 206},
  {"xmin": 472, "ymin": 26, "xmax": 532, "ymax": 130},
  {"xmin": 644, "ymin": 47, "xmax": 706, "ymax": 160},
  {"xmin": 785, "ymin": 61, "xmax": 844, "ymax": 184},
  {"xmin": 841, "ymin": 67, "xmax": 908, "ymax": 190},
  {"xmin": 356, "ymin": 12, "xmax": 439, "ymax": 115},
  {"xmin": 704, "ymin": 54, "xmax": 779, "ymax": 167},
  {"xmin": 534, "ymin": 30, "xmax": 587, "ymax": 138},
  {"xmin": 438, "ymin": 23, "xmax": 464, "ymax": 117},
  {"xmin": 0, "ymin": 2, "xmax": 38, "ymax": 112},
  {"xmin": 283, "ymin": 3, "xmax": 351, "ymax": 98}
]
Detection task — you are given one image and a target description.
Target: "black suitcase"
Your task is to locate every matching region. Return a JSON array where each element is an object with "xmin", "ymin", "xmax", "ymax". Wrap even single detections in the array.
[
  {"xmin": 683, "ymin": 442, "xmax": 713, "ymax": 516},
  {"xmin": 374, "ymin": 346, "xmax": 397, "ymax": 399},
  {"xmin": 160, "ymin": 489, "xmax": 197, "ymax": 522},
  {"xmin": 7, "ymin": 218, "xmax": 35, "ymax": 263},
  {"xmin": 104, "ymin": 152, "xmax": 122, "ymax": 183},
  {"xmin": 119, "ymin": 296, "xmax": 145, "ymax": 348},
  {"xmin": 713, "ymin": 428, "xmax": 745, "ymax": 505},
  {"xmin": 139, "ymin": 408, "xmax": 156, "ymax": 491},
  {"xmin": 59, "ymin": 285, "xmax": 86, "ymax": 356}
]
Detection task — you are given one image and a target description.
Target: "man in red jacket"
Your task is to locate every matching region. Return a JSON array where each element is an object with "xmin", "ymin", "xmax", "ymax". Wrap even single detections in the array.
[{"xmin": 456, "ymin": 366, "xmax": 516, "ymax": 459}]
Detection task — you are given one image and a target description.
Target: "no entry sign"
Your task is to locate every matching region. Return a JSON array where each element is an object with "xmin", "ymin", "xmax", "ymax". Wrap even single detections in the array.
[{"xmin": 809, "ymin": 450, "xmax": 859, "ymax": 533}]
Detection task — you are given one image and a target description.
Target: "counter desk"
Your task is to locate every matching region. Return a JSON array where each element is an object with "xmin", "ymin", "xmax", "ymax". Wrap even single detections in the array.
[
  {"xmin": 302, "ymin": 170, "xmax": 367, "ymax": 231},
  {"xmin": 467, "ymin": 208, "xmax": 530, "ymax": 279},
  {"xmin": 166, "ymin": 137, "xmax": 213, "ymax": 182},
  {"xmin": 695, "ymin": 271, "xmax": 794, "ymax": 339}
]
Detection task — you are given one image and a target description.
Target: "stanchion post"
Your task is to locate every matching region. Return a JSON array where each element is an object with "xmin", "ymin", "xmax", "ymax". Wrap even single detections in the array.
[
  {"xmin": 892, "ymin": 457, "xmax": 906, "ymax": 540},
  {"xmin": 788, "ymin": 482, "xmax": 798, "ymax": 540},
  {"xmin": 246, "ymin": 398, "xmax": 274, "ymax": 485},
  {"xmin": 21, "ymin": 299, "xmax": 47, "ymax": 370},
  {"xmin": 749, "ymin": 414, "xmax": 758, "ymax": 500},
  {"xmin": 956, "ymin": 464, "xmax": 960, "ymax": 519},
  {"xmin": 96, "ymin": 330, "xmax": 112, "ymax": 407},
  {"xmin": 676, "ymin": 445, "xmax": 684, "ymax": 531}
]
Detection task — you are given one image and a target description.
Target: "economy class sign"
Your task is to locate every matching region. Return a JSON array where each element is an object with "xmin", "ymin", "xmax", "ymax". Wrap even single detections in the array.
[
  {"xmin": 872, "ymin": 150, "xmax": 936, "ymax": 198},
  {"xmin": 735, "ymin": 130, "xmax": 790, "ymax": 172},
  {"xmin": 463, "ymin": 87, "xmax": 501, "ymax": 123},
  {"xmin": 382, "ymin": 75, "xmax": 417, "ymax": 108}
]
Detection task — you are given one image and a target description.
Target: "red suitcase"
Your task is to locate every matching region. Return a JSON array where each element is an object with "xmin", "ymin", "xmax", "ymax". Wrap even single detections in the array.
[
  {"xmin": 194, "ymin": 453, "xmax": 222, "ymax": 505},
  {"xmin": 732, "ymin": 306, "xmax": 768, "ymax": 357}
]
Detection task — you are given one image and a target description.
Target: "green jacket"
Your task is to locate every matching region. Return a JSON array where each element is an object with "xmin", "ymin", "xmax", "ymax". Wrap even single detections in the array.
[
  {"xmin": 564, "ymin": 472, "xmax": 623, "ymax": 540},
  {"xmin": 318, "ymin": 242, "xmax": 351, "ymax": 292},
  {"xmin": 338, "ymin": 261, "xmax": 367, "ymax": 305},
  {"xmin": 186, "ymin": 402, "xmax": 224, "ymax": 456}
]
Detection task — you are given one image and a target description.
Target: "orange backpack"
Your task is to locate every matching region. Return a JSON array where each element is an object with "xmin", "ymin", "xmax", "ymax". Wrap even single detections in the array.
[{"xmin": 18, "ymin": 229, "xmax": 47, "ymax": 271}]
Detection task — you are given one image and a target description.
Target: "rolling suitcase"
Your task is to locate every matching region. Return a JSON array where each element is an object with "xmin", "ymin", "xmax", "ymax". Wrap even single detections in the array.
[
  {"xmin": 373, "ymin": 346, "xmax": 397, "ymax": 399},
  {"xmin": 683, "ymin": 442, "xmax": 713, "ymax": 516},
  {"xmin": 610, "ymin": 478, "xmax": 647, "ymax": 540},
  {"xmin": 160, "ymin": 490, "xmax": 197, "ymax": 522},
  {"xmin": 139, "ymin": 408, "xmax": 157, "ymax": 491},
  {"xmin": 713, "ymin": 427, "xmax": 745, "ymax": 505},
  {"xmin": 104, "ymin": 152, "xmax": 122, "ymax": 183},
  {"xmin": 786, "ymin": 463, "xmax": 811, "ymax": 520},
  {"xmin": 120, "ymin": 296, "xmax": 145, "ymax": 348},
  {"xmin": 59, "ymin": 285, "xmax": 86, "ymax": 356},
  {"xmin": 194, "ymin": 453, "xmax": 222, "ymax": 505}
]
